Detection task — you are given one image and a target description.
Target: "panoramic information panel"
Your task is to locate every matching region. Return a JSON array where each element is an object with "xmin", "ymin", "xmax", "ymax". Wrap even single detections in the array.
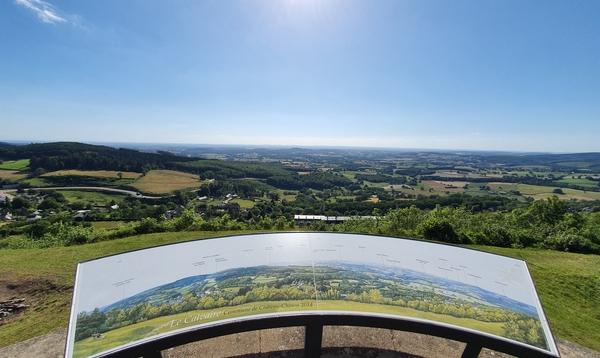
[{"xmin": 65, "ymin": 233, "xmax": 558, "ymax": 357}]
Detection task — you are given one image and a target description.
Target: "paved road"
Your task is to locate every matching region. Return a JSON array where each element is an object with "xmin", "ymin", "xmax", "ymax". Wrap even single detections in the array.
[{"xmin": 0, "ymin": 187, "xmax": 161, "ymax": 200}]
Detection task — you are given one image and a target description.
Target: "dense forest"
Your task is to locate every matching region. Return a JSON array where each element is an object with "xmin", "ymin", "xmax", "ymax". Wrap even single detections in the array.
[{"xmin": 0, "ymin": 142, "xmax": 195, "ymax": 173}]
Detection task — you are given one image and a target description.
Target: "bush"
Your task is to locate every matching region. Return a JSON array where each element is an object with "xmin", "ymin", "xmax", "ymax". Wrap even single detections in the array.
[
  {"xmin": 134, "ymin": 218, "xmax": 165, "ymax": 235},
  {"xmin": 417, "ymin": 218, "xmax": 461, "ymax": 244},
  {"xmin": 544, "ymin": 232, "xmax": 599, "ymax": 254}
]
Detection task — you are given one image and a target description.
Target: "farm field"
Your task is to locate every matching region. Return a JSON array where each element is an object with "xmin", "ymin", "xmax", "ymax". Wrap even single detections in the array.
[
  {"xmin": 59, "ymin": 190, "xmax": 129, "ymax": 207},
  {"xmin": 0, "ymin": 159, "xmax": 30, "ymax": 171},
  {"xmin": 556, "ymin": 177, "xmax": 599, "ymax": 187},
  {"xmin": 486, "ymin": 183, "xmax": 519, "ymax": 192},
  {"xmin": 434, "ymin": 170, "xmax": 486, "ymax": 178},
  {"xmin": 517, "ymin": 184, "xmax": 600, "ymax": 201},
  {"xmin": 422, "ymin": 180, "xmax": 467, "ymax": 192},
  {"xmin": 130, "ymin": 170, "xmax": 201, "ymax": 194},
  {"xmin": 0, "ymin": 170, "xmax": 28, "ymax": 181},
  {"xmin": 42, "ymin": 170, "xmax": 141, "ymax": 179}
]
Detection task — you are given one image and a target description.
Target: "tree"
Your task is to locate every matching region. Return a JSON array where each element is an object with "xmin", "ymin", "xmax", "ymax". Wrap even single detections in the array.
[
  {"xmin": 38, "ymin": 197, "xmax": 62, "ymax": 211},
  {"xmin": 10, "ymin": 196, "xmax": 32, "ymax": 210},
  {"xmin": 552, "ymin": 188, "xmax": 564, "ymax": 195},
  {"xmin": 71, "ymin": 201, "xmax": 86, "ymax": 210},
  {"xmin": 417, "ymin": 218, "xmax": 460, "ymax": 244}
]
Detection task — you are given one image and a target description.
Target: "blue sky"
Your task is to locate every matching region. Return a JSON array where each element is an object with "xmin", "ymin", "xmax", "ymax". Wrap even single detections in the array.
[{"xmin": 1, "ymin": 0, "xmax": 599, "ymax": 152}]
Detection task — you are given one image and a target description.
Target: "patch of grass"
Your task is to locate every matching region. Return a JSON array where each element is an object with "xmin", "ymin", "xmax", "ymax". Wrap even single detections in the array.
[
  {"xmin": 230, "ymin": 198, "xmax": 256, "ymax": 208},
  {"xmin": 90, "ymin": 221, "xmax": 127, "ymax": 230},
  {"xmin": 18, "ymin": 178, "xmax": 51, "ymax": 187},
  {"xmin": 556, "ymin": 177, "xmax": 599, "ymax": 187},
  {"xmin": 0, "ymin": 235, "xmax": 599, "ymax": 352},
  {"xmin": 42, "ymin": 170, "xmax": 141, "ymax": 179},
  {"xmin": 0, "ymin": 159, "xmax": 30, "ymax": 171},
  {"xmin": 486, "ymin": 183, "xmax": 519, "ymax": 192},
  {"xmin": 131, "ymin": 170, "xmax": 201, "ymax": 194},
  {"xmin": 59, "ymin": 190, "xmax": 128, "ymax": 206},
  {"xmin": 0, "ymin": 231, "xmax": 252, "ymax": 348}
]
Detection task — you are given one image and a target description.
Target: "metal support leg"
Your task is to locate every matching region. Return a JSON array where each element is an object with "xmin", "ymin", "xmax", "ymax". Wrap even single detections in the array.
[
  {"xmin": 461, "ymin": 343, "xmax": 482, "ymax": 358},
  {"xmin": 305, "ymin": 323, "xmax": 323, "ymax": 358}
]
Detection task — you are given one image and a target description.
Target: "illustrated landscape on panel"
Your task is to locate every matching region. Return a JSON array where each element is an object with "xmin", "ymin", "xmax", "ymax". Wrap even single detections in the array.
[{"xmin": 73, "ymin": 261, "xmax": 547, "ymax": 357}]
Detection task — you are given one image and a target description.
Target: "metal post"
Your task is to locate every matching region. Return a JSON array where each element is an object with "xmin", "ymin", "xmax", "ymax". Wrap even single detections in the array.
[
  {"xmin": 305, "ymin": 323, "xmax": 323, "ymax": 358},
  {"xmin": 461, "ymin": 343, "xmax": 482, "ymax": 358}
]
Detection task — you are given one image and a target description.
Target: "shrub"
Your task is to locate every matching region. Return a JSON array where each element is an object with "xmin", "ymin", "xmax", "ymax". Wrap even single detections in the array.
[{"xmin": 417, "ymin": 218, "xmax": 461, "ymax": 244}]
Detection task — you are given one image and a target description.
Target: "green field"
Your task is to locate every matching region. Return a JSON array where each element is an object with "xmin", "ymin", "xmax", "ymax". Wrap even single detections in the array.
[
  {"xmin": 230, "ymin": 198, "xmax": 256, "ymax": 208},
  {"xmin": 0, "ymin": 232, "xmax": 599, "ymax": 352},
  {"xmin": 557, "ymin": 177, "xmax": 599, "ymax": 187},
  {"xmin": 18, "ymin": 177, "xmax": 50, "ymax": 187},
  {"xmin": 59, "ymin": 190, "xmax": 129, "ymax": 206},
  {"xmin": 0, "ymin": 159, "xmax": 30, "ymax": 171}
]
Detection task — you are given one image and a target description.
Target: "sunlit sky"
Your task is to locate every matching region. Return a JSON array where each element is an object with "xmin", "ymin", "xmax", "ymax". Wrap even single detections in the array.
[{"xmin": 2, "ymin": 1, "xmax": 599, "ymax": 152}]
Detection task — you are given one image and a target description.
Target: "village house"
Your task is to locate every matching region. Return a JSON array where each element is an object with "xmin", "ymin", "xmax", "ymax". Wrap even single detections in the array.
[
  {"xmin": 0, "ymin": 209, "xmax": 12, "ymax": 221},
  {"xmin": 74, "ymin": 210, "xmax": 90, "ymax": 221}
]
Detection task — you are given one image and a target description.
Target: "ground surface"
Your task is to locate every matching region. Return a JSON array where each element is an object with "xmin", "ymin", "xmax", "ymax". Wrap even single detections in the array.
[{"xmin": 1, "ymin": 326, "xmax": 598, "ymax": 358}]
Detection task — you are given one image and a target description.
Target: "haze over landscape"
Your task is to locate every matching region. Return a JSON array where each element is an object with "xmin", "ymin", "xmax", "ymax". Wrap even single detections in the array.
[{"xmin": 2, "ymin": 0, "xmax": 600, "ymax": 152}]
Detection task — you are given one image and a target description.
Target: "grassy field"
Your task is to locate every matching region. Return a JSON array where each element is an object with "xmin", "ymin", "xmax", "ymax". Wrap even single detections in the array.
[
  {"xmin": 0, "ymin": 159, "xmax": 30, "ymax": 171},
  {"xmin": 130, "ymin": 170, "xmax": 201, "ymax": 194},
  {"xmin": 42, "ymin": 170, "xmax": 141, "ymax": 179},
  {"xmin": 0, "ymin": 232, "xmax": 599, "ymax": 352},
  {"xmin": 0, "ymin": 231, "xmax": 249, "ymax": 348},
  {"xmin": 557, "ymin": 177, "xmax": 600, "ymax": 187},
  {"xmin": 230, "ymin": 198, "xmax": 256, "ymax": 208},
  {"xmin": 17, "ymin": 178, "xmax": 50, "ymax": 187},
  {"xmin": 59, "ymin": 190, "xmax": 129, "ymax": 206},
  {"xmin": 90, "ymin": 221, "xmax": 127, "ymax": 230},
  {"xmin": 0, "ymin": 170, "xmax": 28, "ymax": 181}
]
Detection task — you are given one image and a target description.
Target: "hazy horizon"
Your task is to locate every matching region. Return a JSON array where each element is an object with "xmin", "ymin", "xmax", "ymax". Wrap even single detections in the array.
[{"xmin": 0, "ymin": 139, "xmax": 581, "ymax": 155}]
